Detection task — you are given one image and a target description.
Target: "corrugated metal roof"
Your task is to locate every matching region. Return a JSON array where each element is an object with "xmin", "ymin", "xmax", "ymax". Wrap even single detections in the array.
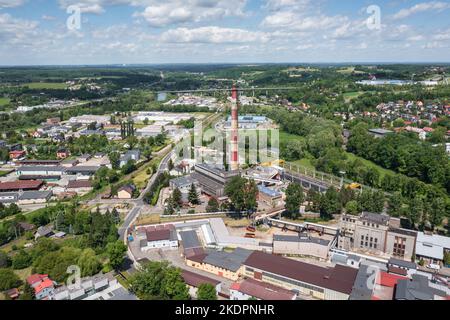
[
  {"xmin": 203, "ymin": 248, "xmax": 253, "ymax": 272},
  {"xmin": 180, "ymin": 230, "xmax": 201, "ymax": 250}
]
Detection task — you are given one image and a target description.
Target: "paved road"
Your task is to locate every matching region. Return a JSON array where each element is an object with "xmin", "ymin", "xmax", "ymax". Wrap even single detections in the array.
[{"xmin": 118, "ymin": 147, "xmax": 174, "ymax": 241}]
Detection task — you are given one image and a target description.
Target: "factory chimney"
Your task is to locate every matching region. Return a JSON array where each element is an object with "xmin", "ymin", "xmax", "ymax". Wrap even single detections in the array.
[{"xmin": 230, "ymin": 84, "xmax": 239, "ymax": 171}]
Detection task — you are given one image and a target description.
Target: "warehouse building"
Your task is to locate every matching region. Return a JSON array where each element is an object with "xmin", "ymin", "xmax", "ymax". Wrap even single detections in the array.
[
  {"xmin": 16, "ymin": 166, "xmax": 65, "ymax": 177},
  {"xmin": 415, "ymin": 232, "xmax": 450, "ymax": 265},
  {"xmin": 191, "ymin": 164, "xmax": 240, "ymax": 198},
  {"xmin": 243, "ymin": 251, "xmax": 358, "ymax": 300},
  {"xmin": 230, "ymin": 278, "xmax": 297, "ymax": 300},
  {"xmin": 273, "ymin": 234, "xmax": 331, "ymax": 260},
  {"xmin": 186, "ymin": 247, "xmax": 253, "ymax": 281},
  {"xmin": 257, "ymin": 185, "xmax": 283, "ymax": 207},
  {"xmin": 138, "ymin": 225, "xmax": 179, "ymax": 251},
  {"xmin": 338, "ymin": 212, "xmax": 417, "ymax": 261},
  {"xmin": 0, "ymin": 180, "xmax": 44, "ymax": 192},
  {"xmin": 181, "ymin": 269, "xmax": 222, "ymax": 299}
]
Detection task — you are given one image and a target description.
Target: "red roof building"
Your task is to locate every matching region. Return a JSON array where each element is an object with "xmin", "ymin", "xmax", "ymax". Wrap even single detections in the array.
[
  {"xmin": 27, "ymin": 274, "xmax": 49, "ymax": 286},
  {"xmin": 244, "ymin": 251, "xmax": 358, "ymax": 298},
  {"xmin": 0, "ymin": 180, "xmax": 43, "ymax": 192},
  {"xmin": 26, "ymin": 274, "xmax": 55, "ymax": 300},
  {"xmin": 181, "ymin": 269, "xmax": 221, "ymax": 289},
  {"xmin": 230, "ymin": 278, "xmax": 297, "ymax": 300},
  {"xmin": 9, "ymin": 150, "xmax": 26, "ymax": 160}
]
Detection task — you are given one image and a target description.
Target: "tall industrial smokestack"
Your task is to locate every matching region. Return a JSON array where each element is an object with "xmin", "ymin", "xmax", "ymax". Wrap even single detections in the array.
[{"xmin": 230, "ymin": 84, "xmax": 239, "ymax": 171}]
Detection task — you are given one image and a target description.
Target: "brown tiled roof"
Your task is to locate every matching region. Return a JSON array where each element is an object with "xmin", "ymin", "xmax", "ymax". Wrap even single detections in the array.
[
  {"xmin": 0, "ymin": 180, "xmax": 43, "ymax": 191},
  {"xmin": 244, "ymin": 251, "xmax": 358, "ymax": 295},
  {"xmin": 234, "ymin": 278, "xmax": 296, "ymax": 300},
  {"xmin": 146, "ymin": 229, "xmax": 171, "ymax": 242},
  {"xmin": 181, "ymin": 269, "xmax": 220, "ymax": 288},
  {"xmin": 67, "ymin": 180, "xmax": 92, "ymax": 189}
]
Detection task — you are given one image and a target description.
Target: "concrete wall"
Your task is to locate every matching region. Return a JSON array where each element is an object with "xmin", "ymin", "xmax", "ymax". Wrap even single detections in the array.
[
  {"xmin": 273, "ymin": 240, "xmax": 329, "ymax": 260},
  {"xmin": 385, "ymin": 231, "xmax": 416, "ymax": 261}
]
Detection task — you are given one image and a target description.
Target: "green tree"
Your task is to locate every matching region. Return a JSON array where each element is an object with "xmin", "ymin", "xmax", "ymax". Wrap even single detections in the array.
[
  {"xmin": 161, "ymin": 267, "xmax": 190, "ymax": 300},
  {"xmin": 408, "ymin": 197, "xmax": 424, "ymax": 228},
  {"xmin": 429, "ymin": 197, "xmax": 445, "ymax": 229},
  {"xmin": 188, "ymin": 184, "xmax": 199, "ymax": 205},
  {"xmin": 0, "ymin": 268, "xmax": 22, "ymax": 290},
  {"xmin": 129, "ymin": 261, "xmax": 188, "ymax": 300},
  {"xmin": 285, "ymin": 183, "xmax": 304, "ymax": 219},
  {"xmin": 168, "ymin": 159, "xmax": 174, "ymax": 171},
  {"xmin": 206, "ymin": 198, "xmax": 219, "ymax": 213},
  {"xmin": 0, "ymin": 250, "xmax": 10, "ymax": 268},
  {"xmin": 345, "ymin": 200, "xmax": 359, "ymax": 215},
  {"xmin": 197, "ymin": 283, "xmax": 217, "ymax": 300},
  {"xmin": 172, "ymin": 188, "xmax": 182, "ymax": 207},
  {"xmin": 106, "ymin": 240, "xmax": 127, "ymax": 271},
  {"xmin": 78, "ymin": 248, "xmax": 101, "ymax": 277},
  {"xmin": 19, "ymin": 281, "xmax": 35, "ymax": 300},
  {"xmin": 12, "ymin": 250, "xmax": 32, "ymax": 270},
  {"xmin": 320, "ymin": 187, "xmax": 341, "ymax": 218}
]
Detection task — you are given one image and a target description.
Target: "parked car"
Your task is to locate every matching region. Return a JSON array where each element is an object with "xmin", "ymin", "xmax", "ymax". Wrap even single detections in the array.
[{"xmin": 426, "ymin": 263, "xmax": 441, "ymax": 270}]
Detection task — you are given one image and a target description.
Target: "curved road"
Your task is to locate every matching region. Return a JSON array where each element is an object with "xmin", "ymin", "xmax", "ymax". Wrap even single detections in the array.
[{"xmin": 118, "ymin": 146, "xmax": 174, "ymax": 240}]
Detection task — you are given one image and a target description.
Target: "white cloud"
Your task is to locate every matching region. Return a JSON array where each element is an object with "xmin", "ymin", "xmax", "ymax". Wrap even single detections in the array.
[
  {"xmin": 262, "ymin": 12, "xmax": 348, "ymax": 32},
  {"xmin": 0, "ymin": 13, "xmax": 38, "ymax": 43},
  {"xmin": 0, "ymin": 0, "xmax": 26, "ymax": 8},
  {"xmin": 264, "ymin": 0, "xmax": 311, "ymax": 11},
  {"xmin": 42, "ymin": 15, "xmax": 57, "ymax": 21},
  {"xmin": 160, "ymin": 26, "xmax": 269, "ymax": 44},
  {"xmin": 433, "ymin": 29, "xmax": 450, "ymax": 40},
  {"xmin": 136, "ymin": 0, "xmax": 247, "ymax": 27},
  {"xmin": 393, "ymin": 1, "xmax": 450, "ymax": 20}
]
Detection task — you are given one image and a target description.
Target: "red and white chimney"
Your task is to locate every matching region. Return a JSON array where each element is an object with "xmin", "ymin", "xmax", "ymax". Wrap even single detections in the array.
[{"xmin": 230, "ymin": 85, "xmax": 239, "ymax": 171}]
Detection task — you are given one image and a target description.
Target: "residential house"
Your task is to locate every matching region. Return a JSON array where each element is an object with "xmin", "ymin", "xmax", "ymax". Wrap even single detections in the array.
[
  {"xmin": 117, "ymin": 184, "xmax": 136, "ymax": 199},
  {"xmin": 27, "ymin": 274, "xmax": 55, "ymax": 300}
]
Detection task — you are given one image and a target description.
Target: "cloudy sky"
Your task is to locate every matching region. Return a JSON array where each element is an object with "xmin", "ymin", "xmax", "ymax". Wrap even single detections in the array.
[{"xmin": 0, "ymin": 0, "xmax": 449, "ymax": 65}]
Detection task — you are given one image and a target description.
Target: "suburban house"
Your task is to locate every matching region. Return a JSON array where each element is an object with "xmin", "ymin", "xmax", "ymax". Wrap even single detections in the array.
[
  {"xmin": 169, "ymin": 175, "xmax": 200, "ymax": 203},
  {"xmin": 35, "ymin": 225, "xmax": 54, "ymax": 240},
  {"xmin": 56, "ymin": 148, "xmax": 70, "ymax": 159},
  {"xmin": 119, "ymin": 150, "xmax": 141, "ymax": 168},
  {"xmin": 117, "ymin": 184, "xmax": 136, "ymax": 199},
  {"xmin": 51, "ymin": 272, "xmax": 118, "ymax": 300},
  {"xmin": 27, "ymin": 274, "xmax": 56, "ymax": 300}
]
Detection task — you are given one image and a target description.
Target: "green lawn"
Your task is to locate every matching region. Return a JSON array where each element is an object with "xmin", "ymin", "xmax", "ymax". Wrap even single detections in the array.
[
  {"xmin": 279, "ymin": 131, "xmax": 306, "ymax": 144},
  {"xmin": 292, "ymin": 158, "xmax": 315, "ymax": 170},
  {"xmin": 345, "ymin": 152, "xmax": 396, "ymax": 178},
  {"xmin": 343, "ymin": 91, "xmax": 363, "ymax": 101},
  {"xmin": 0, "ymin": 97, "xmax": 10, "ymax": 106},
  {"xmin": 0, "ymin": 171, "xmax": 11, "ymax": 177},
  {"xmin": 21, "ymin": 82, "xmax": 68, "ymax": 89}
]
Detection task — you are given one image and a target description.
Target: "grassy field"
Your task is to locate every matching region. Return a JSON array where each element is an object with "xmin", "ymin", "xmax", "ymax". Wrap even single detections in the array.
[
  {"xmin": 337, "ymin": 67, "xmax": 365, "ymax": 75},
  {"xmin": 21, "ymin": 82, "xmax": 68, "ymax": 89},
  {"xmin": 292, "ymin": 158, "xmax": 315, "ymax": 170},
  {"xmin": 279, "ymin": 131, "xmax": 306, "ymax": 144},
  {"xmin": 0, "ymin": 97, "xmax": 10, "ymax": 106},
  {"xmin": 343, "ymin": 91, "xmax": 364, "ymax": 101},
  {"xmin": 14, "ymin": 267, "xmax": 32, "ymax": 282},
  {"xmin": 0, "ymin": 170, "xmax": 12, "ymax": 177},
  {"xmin": 345, "ymin": 152, "xmax": 396, "ymax": 178}
]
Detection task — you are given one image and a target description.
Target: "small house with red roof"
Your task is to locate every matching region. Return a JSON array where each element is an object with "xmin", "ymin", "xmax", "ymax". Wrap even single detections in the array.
[
  {"xmin": 9, "ymin": 150, "xmax": 26, "ymax": 161},
  {"xmin": 27, "ymin": 274, "xmax": 55, "ymax": 300}
]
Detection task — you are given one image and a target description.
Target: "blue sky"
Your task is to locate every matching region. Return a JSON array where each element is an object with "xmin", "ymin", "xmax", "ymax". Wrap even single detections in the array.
[{"xmin": 0, "ymin": 0, "xmax": 449, "ymax": 65}]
